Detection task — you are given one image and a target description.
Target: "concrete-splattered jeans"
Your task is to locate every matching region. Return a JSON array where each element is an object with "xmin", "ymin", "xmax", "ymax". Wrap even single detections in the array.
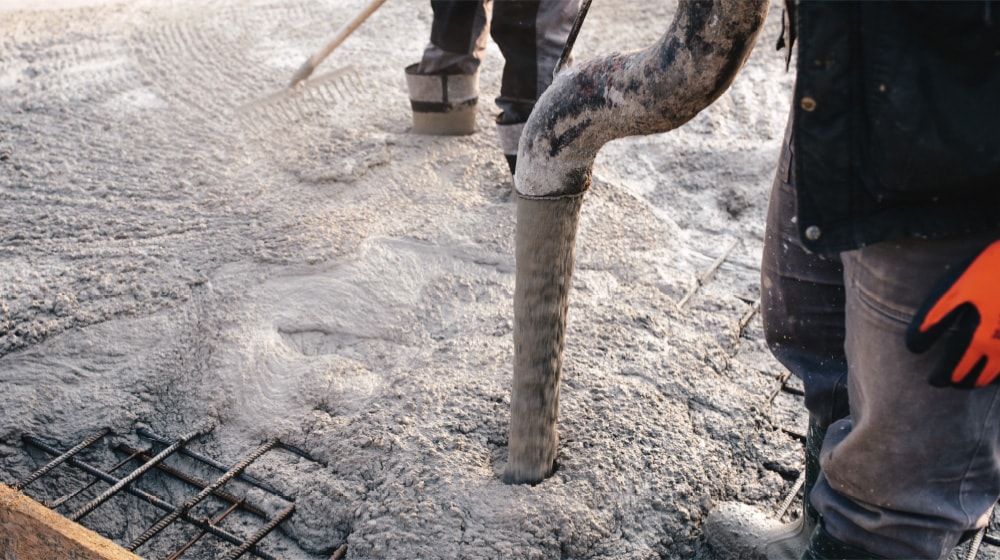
[{"xmin": 761, "ymin": 122, "xmax": 1000, "ymax": 558}]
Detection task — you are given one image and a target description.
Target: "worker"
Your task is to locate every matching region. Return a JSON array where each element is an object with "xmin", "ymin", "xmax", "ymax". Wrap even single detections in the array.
[
  {"xmin": 704, "ymin": 2, "xmax": 1000, "ymax": 558},
  {"xmin": 404, "ymin": 0, "xmax": 581, "ymax": 174}
]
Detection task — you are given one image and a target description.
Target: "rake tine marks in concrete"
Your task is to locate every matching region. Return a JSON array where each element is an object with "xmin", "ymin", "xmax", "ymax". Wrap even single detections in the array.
[
  {"xmin": 45, "ymin": 38, "xmax": 132, "ymax": 98},
  {"xmin": 181, "ymin": 23, "xmax": 253, "ymax": 96},
  {"xmin": 3, "ymin": 32, "xmax": 138, "ymax": 104},
  {"xmin": 133, "ymin": 21, "xmax": 240, "ymax": 123},
  {"xmin": 131, "ymin": 27, "xmax": 191, "ymax": 111},
  {"xmin": 274, "ymin": 101, "xmax": 296, "ymax": 123},
  {"xmin": 220, "ymin": 1, "xmax": 321, "ymax": 32},
  {"xmin": 307, "ymin": 86, "xmax": 328, "ymax": 111},
  {"xmin": 291, "ymin": 97, "xmax": 309, "ymax": 121},
  {"xmin": 279, "ymin": 90, "xmax": 317, "ymax": 121},
  {"xmin": 235, "ymin": 65, "xmax": 362, "ymax": 133},
  {"xmin": 165, "ymin": 19, "xmax": 245, "ymax": 96},
  {"xmin": 236, "ymin": 112, "xmax": 267, "ymax": 136}
]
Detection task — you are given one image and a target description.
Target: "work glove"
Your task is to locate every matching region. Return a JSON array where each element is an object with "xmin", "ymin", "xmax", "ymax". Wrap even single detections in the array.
[{"xmin": 906, "ymin": 240, "xmax": 1000, "ymax": 389}]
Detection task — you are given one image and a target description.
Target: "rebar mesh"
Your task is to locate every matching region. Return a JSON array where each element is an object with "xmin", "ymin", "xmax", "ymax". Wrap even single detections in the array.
[{"xmin": 14, "ymin": 427, "xmax": 314, "ymax": 560}]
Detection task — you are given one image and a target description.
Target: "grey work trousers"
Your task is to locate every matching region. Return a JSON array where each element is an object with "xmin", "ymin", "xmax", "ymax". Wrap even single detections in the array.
[
  {"xmin": 417, "ymin": 0, "xmax": 579, "ymax": 124},
  {"xmin": 761, "ymin": 120, "xmax": 1000, "ymax": 558}
]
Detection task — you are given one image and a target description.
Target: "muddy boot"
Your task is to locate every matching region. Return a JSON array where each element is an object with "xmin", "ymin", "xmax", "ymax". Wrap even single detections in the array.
[
  {"xmin": 800, "ymin": 523, "xmax": 884, "ymax": 560},
  {"xmin": 405, "ymin": 64, "xmax": 479, "ymax": 135},
  {"xmin": 703, "ymin": 417, "xmax": 826, "ymax": 560},
  {"xmin": 496, "ymin": 120, "xmax": 524, "ymax": 175}
]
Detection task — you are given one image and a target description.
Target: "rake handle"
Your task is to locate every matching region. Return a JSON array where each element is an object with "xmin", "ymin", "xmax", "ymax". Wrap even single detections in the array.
[{"xmin": 290, "ymin": 0, "xmax": 389, "ymax": 88}]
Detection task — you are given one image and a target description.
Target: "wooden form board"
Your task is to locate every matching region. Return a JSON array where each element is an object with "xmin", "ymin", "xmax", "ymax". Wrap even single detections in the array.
[{"xmin": 0, "ymin": 483, "xmax": 142, "ymax": 560}]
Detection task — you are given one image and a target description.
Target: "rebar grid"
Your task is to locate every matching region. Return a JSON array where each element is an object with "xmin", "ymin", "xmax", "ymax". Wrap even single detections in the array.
[
  {"xmin": 126, "ymin": 439, "xmax": 280, "ymax": 551},
  {"xmin": 115, "ymin": 443, "xmax": 269, "ymax": 518},
  {"xmin": 17, "ymin": 428, "xmax": 306, "ymax": 560},
  {"xmin": 13, "ymin": 427, "xmax": 110, "ymax": 492},
  {"xmin": 69, "ymin": 430, "xmax": 203, "ymax": 522},
  {"xmin": 138, "ymin": 427, "xmax": 296, "ymax": 502}
]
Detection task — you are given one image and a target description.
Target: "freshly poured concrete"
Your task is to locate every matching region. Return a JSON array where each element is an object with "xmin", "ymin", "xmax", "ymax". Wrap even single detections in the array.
[{"xmin": 1, "ymin": 1, "xmax": 943, "ymax": 559}]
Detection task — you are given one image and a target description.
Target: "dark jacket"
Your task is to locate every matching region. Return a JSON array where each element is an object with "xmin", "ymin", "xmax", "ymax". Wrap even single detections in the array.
[{"xmin": 790, "ymin": 1, "xmax": 1000, "ymax": 253}]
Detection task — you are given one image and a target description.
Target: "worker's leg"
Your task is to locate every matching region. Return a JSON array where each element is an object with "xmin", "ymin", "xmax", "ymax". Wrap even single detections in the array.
[
  {"xmin": 812, "ymin": 231, "xmax": 1000, "ymax": 559},
  {"xmin": 418, "ymin": 0, "xmax": 491, "ymax": 75},
  {"xmin": 490, "ymin": 0, "xmax": 579, "ymax": 172},
  {"xmin": 758, "ymin": 147, "xmax": 849, "ymax": 430},
  {"xmin": 406, "ymin": 1, "xmax": 490, "ymax": 135},
  {"xmin": 705, "ymin": 117, "xmax": 848, "ymax": 559}
]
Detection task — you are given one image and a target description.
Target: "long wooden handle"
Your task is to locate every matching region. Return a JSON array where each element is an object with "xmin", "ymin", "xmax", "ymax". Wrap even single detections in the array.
[
  {"xmin": 290, "ymin": 0, "xmax": 388, "ymax": 87},
  {"xmin": 312, "ymin": 0, "xmax": 388, "ymax": 65}
]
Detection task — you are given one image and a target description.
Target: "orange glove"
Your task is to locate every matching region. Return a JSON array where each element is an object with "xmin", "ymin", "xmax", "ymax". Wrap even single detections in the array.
[{"xmin": 906, "ymin": 240, "xmax": 1000, "ymax": 389}]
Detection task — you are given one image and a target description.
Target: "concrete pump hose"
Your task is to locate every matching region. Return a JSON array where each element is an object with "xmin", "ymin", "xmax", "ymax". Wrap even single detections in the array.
[
  {"xmin": 515, "ymin": 0, "xmax": 769, "ymax": 199},
  {"xmin": 505, "ymin": 0, "xmax": 768, "ymax": 485}
]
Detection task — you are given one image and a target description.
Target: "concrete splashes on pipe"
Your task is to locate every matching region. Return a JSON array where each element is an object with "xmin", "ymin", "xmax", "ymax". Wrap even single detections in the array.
[{"xmin": 505, "ymin": 0, "xmax": 769, "ymax": 484}]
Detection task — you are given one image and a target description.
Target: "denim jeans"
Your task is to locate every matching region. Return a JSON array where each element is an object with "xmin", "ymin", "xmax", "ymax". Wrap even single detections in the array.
[{"xmin": 763, "ymin": 120, "xmax": 1000, "ymax": 558}]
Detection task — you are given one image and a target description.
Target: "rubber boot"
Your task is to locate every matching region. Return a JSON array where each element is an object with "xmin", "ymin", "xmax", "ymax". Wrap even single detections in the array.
[
  {"xmin": 800, "ymin": 523, "xmax": 885, "ymax": 560},
  {"xmin": 503, "ymin": 193, "xmax": 584, "ymax": 485},
  {"xmin": 405, "ymin": 64, "xmax": 479, "ymax": 135},
  {"xmin": 496, "ymin": 120, "xmax": 524, "ymax": 175},
  {"xmin": 703, "ymin": 417, "xmax": 826, "ymax": 560}
]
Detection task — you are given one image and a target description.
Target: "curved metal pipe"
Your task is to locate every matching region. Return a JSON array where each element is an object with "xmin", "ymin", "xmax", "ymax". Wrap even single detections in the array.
[
  {"xmin": 505, "ymin": 0, "xmax": 769, "ymax": 484},
  {"xmin": 517, "ymin": 0, "xmax": 769, "ymax": 198}
]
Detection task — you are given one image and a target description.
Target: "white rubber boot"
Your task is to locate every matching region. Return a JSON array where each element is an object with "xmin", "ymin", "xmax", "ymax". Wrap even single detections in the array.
[
  {"xmin": 405, "ymin": 64, "xmax": 479, "ymax": 135},
  {"xmin": 703, "ymin": 418, "xmax": 824, "ymax": 560},
  {"xmin": 704, "ymin": 502, "xmax": 815, "ymax": 560}
]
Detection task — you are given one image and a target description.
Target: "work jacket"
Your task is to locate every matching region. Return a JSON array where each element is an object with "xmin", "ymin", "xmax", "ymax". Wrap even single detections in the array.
[{"xmin": 788, "ymin": 1, "xmax": 1000, "ymax": 254}]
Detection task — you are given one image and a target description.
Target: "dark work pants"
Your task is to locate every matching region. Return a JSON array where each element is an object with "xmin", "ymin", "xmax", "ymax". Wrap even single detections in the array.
[
  {"xmin": 418, "ymin": 0, "xmax": 578, "ymax": 124},
  {"xmin": 763, "ymin": 117, "xmax": 1000, "ymax": 558},
  {"xmin": 761, "ymin": 120, "xmax": 850, "ymax": 430}
]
